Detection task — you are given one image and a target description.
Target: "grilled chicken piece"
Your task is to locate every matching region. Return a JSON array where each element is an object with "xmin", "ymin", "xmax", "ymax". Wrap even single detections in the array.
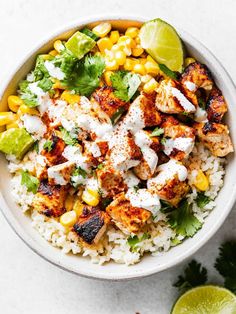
[
  {"xmin": 124, "ymin": 94, "xmax": 162, "ymax": 129},
  {"xmin": 155, "ymin": 79, "xmax": 197, "ymax": 114},
  {"xmin": 32, "ymin": 180, "xmax": 68, "ymax": 217},
  {"xmin": 161, "ymin": 117, "xmax": 196, "ymax": 160},
  {"xmin": 47, "ymin": 161, "xmax": 75, "ymax": 185},
  {"xmin": 194, "ymin": 122, "xmax": 234, "ymax": 157},
  {"xmin": 133, "ymin": 130, "xmax": 161, "ymax": 180},
  {"xmin": 148, "ymin": 160, "xmax": 190, "ymax": 207},
  {"xmin": 181, "ymin": 62, "xmax": 213, "ymax": 92},
  {"xmin": 42, "ymin": 134, "xmax": 66, "ymax": 166},
  {"xmin": 35, "ymin": 155, "xmax": 48, "ymax": 180},
  {"xmin": 97, "ymin": 164, "xmax": 127, "ymax": 197},
  {"xmin": 73, "ymin": 206, "xmax": 110, "ymax": 244},
  {"xmin": 109, "ymin": 132, "xmax": 142, "ymax": 171},
  {"xmin": 106, "ymin": 194, "xmax": 151, "ymax": 234},
  {"xmin": 92, "ymin": 86, "xmax": 129, "ymax": 119},
  {"xmin": 206, "ymin": 87, "xmax": 227, "ymax": 123}
]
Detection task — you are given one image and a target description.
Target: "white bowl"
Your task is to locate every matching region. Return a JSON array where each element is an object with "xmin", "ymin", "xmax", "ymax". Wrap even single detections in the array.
[{"xmin": 0, "ymin": 16, "xmax": 236, "ymax": 281}]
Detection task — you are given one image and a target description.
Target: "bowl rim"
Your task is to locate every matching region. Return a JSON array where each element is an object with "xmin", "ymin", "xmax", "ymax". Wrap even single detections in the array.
[{"xmin": 1, "ymin": 14, "xmax": 236, "ymax": 281}]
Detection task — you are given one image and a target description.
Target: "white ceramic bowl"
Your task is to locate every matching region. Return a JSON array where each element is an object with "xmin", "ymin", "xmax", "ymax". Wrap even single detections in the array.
[{"xmin": 1, "ymin": 16, "xmax": 236, "ymax": 281}]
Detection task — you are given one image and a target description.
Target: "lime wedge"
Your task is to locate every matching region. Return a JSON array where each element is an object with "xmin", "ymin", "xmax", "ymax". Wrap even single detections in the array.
[
  {"xmin": 171, "ymin": 285, "xmax": 236, "ymax": 314},
  {"xmin": 0, "ymin": 128, "xmax": 34, "ymax": 160},
  {"xmin": 140, "ymin": 19, "xmax": 184, "ymax": 72},
  {"xmin": 65, "ymin": 31, "xmax": 96, "ymax": 59}
]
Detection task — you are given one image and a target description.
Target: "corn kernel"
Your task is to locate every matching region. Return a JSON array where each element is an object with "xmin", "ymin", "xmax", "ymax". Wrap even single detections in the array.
[
  {"xmin": 97, "ymin": 37, "xmax": 113, "ymax": 53},
  {"xmin": 82, "ymin": 189, "xmax": 100, "ymax": 207},
  {"xmin": 118, "ymin": 36, "xmax": 135, "ymax": 48},
  {"xmin": 125, "ymin": 27, "xmax": 139, "ymax": 38},
  {"xmin": 49, "ymin": 49, "xmax": 58, "ymax": 56},
  {"xmin": 133, "ymin": 63, "xmax": 146, "ymax": 75},
  {"xmin": 111, "ymin": 44, "xmax": 121, "ymax": 52},
  {"xmin": 92, "ymin": 23, "xmax": 112, "ymax": 38},
  {"xmin": 0, "ymin": 112, "xmax": 17, "ymax": 126},
  {"xmin": 18, "ymin": 104, "xmax": 40, "ymax": 116},
  {"xmin": 60, "ymin": 211, "xmax": 77, "ymax": 228},
  {"xmin": 105, "ymin": 59, "xmax": 119, "ymax": 71},
  {"xmin": 124, "ymin": 58, "xmax": 137, "ymax": 71},
  {"xmin": 141, "ymin": 74, "xmax": 153, "ymax": 83},
  {"xmin": 61, "ymin": 90, "xmax": 80, "ymax": 104},
  {"xmin": 8, "ymin": 95, "xmax": 24, "ymax": 112},
  {"xmin": 115, "ymin": 50, "xmax": 126, "ymax": 65},
  {"xmin": 65, "ymin": 194, "xmax": 75, "ymax": 212},
  {"xmin": 73, "ymin": 199, "xmax": 84, "ymax": 217},
  {"xmin": 144, "ymin": 61, "xmax": 159, "ymax": 76},
  {"xmin": 184, "ymin": 57, "xmax": 196, "ymax": 67},
  {"xmin": 110, "ymin": 30, "xmax": 119, "ymax": 44},
  {"xmin": 6, "ymin": 121, "xmax": 19, "ymax": 129},
  {"xmin": 139, "ymin": 58, "xmax": 147, "ymax": 65},
  {"xmin": 54, "ymin": 40, "xmax": 64, "ymax": 53},
  {"xmin": 132, "ymin": 47, "xmax": 144, "ymax": 57},
  {"xmin": 143, "ymin": 78, "xmax": 158, "ymax": 93},
  {"xmin": 104, "ymin": 71, "xmax": 113, "ymax": 86},
  {"xmin": 135, "ymin": 36, "xmax": 141, "ymax": 44},
  {"xmin": 53, "ymin": 79, "xmax": 65, "ymax": 89},
  {"xmin": 193, "ymin": 170, "xmax": 209, "ymax": 191}
]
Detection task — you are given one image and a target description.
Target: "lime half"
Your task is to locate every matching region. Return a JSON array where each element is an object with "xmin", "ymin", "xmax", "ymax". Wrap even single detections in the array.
[
  {"xmin": 140, "ymin": 19, "xmax": 184, "ymax": 72},
  {"xmin": 171, "ymin": 285, "xmax": 236, "ymax": 314}
]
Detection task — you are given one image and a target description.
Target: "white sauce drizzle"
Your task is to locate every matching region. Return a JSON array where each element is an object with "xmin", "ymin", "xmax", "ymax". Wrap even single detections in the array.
[
  {"xmin": 44, "ymin": 60, "xmax": 65, "ymax": 80},
  {"xmin": 21, "ymin": 114, "xmax": 46, "ymax": 140},
  {"xmin": 171, "ymin": 87, "xmax": 196, "ymax": 113},
  {"xmin": 194, "ymin": 106, "xmax": 208, "ymax": 122},
  {"xmin": 62, "ymin": 145, "xmax": 90, "ymax": 171},
  {"xmin": 184, "ymin": 81, "xmax": 197, "ymax": 92},
  {"xmin": 164, "ymin": 137, "xmax": 194, "ymax": 156}
]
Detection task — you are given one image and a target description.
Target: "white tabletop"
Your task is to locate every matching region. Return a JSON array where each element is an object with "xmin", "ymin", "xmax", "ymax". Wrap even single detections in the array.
[{"xmin": 0, "ymin": 1, "xmax": 235, "ymax": 313}]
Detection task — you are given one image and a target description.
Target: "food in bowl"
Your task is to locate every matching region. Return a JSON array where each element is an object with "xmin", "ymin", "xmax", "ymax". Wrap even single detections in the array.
[{"xmin": 0, "ymin": 19, "xmax": 233, "ymax": 265}]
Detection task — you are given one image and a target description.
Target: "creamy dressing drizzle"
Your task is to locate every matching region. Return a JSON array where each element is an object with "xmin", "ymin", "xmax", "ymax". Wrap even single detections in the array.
[
  {"xmin": 21, "ymin": 114, "xmax": 46, "ymax": 140},
  {"xmin": 164, "ymin": 137, "xmax": 194, "ymax": 156},
  {"xmin": 171, "ymin": 87, "xmax": 196, "ymax": 113}
]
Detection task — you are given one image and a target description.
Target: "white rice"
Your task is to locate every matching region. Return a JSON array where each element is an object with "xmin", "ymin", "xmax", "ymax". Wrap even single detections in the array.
[{"xmin": 8, "ymin": 143, "xmax": 226, "ymax": 265}]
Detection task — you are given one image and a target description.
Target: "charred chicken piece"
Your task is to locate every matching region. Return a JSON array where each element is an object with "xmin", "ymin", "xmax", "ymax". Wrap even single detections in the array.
[
  {"xmin": 92, "ymin": 86, "xmax": 129, "ymax": 119},
  {"xmin": 194, "ymin": 122, "xmax": 234, "ymax": 157},
  {"xmin": 206, "ymin": 87, "xmax": 228, "ymax": 123},
  {"xmin": 42, "ymin": 134, "xmax": 66, "ymax": 166},
  {"xmin": 181, "ymin": 61, "xmax": 213, "ymax": 92},
  {"xmin": 106, "ymin": 194, "xmax": 151, "ymax": 234},
  {"xmin": 155, "ymin": 79, "xmax": 197, "ymax": 114},
  {"xmin": 32, "ymin": 180, "xmax": 68, "ymax": 217},
  {"xmin": 47, "ymin": 161, "xmax": 75, "ymax": 185},
  {"xmin": 73, "ymin": 206, "xmax": 110, "ymax": 244}
]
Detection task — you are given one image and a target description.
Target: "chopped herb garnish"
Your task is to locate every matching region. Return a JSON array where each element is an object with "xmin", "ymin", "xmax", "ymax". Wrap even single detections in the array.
[
  {"xmin": 168, "ymin": 199, "xmax": 202, "ymax": 237},
  {"xmin": 43, "ymin": 140, "xmax": 53, "ymax": 152},
  {"xmin": 19, "ymin": 80, "xmax": 38, "ymax": 108},
  {"xmin": 160, "ymin": 200, "xmax": 174, "ymax": 213},
  {"xmin": 198, "ymin": 97, "xmax": 206, "ymax": 110},
  {"xmin": 127, "ymin": 233, "xmax": 150, "ymax": 252},
  {"xmin": 133, "ymin": 185, "xmax": 140, "ymax": 192},
  {"xmin": 215, "ymin": 241, "xmax": 236, "ymax": 294},
  {"xmin": 97, "ymin": 163, "xmax": 104, "ymax": 170},
  {"xmin": 196, "ymin": 192, "xmax": 211, "ymax": 209},
  {"xmin": 159, "ymin": 63, "xmax": 179, "ymax": 80},
  {"xmin": 33, "ymin": 141, "xmax": 39, "ymax": 153},
  {"xmin": 173, "ymin": 260, "xmax": 208, "ymax": 291},
  {"xmin": 101, "ymin": 197, "xmax": 113, "ymax": 209},
  {"xmin": 59, "ymin": 127, "xmax": 78, "ymax": 145},
  {"xmin": 110, "ymin": 107, "xmax": 126, "ymax": 125},
  {"xmin": 21, "ymin": 170, "xmax": 39, "ymax": 194},
  {"xmin": 161, "ymin": 137, "xmax": 166, "ymax": 145},
  {"xmin": 150, "ymin": 127, "xmax": 164, "ymax": 137},
  {"xmin": 72, "ymin": 166, "xmax": 87, "ymax": 179},
  {"xmin": 98, "ymin": 188, "xmax": 104, "ymax": 197},
  {"xmin": 80, "ymin": 28, "xmax": 99, "ymax": 41},
  {"xmin": 111, "ymin": 70, "xmax": 141, "ymax": 102},
  {"xmin": 37, "ymin": 76, "xmax": 53, "ymax": 92}
]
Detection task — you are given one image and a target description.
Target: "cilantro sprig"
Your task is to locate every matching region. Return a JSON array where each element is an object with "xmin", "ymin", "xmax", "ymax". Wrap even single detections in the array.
[
  {"xmin": 196, "ymin": 192, "xmax": 211, "ymax": 209},
  {"xmin": 21, "ymin": 170, "xmax": 39, "ymax": 194},
  {"xmin": 111, "ymin": 71, "xmax": 141, "ymax": 102},
  {"xmin": 59, "ymin": 127, "xmax": 78, "ymax": 146},
  {"xmin": 168, "ymin": 199, "xmax": 202, "ymax": 237},
  {"xmin": 159, "ymin": 63, "xmax": 179, "ymax": 80},
  {"xmin": 127, "ymin": 233, "xmax": 150, "ymax": 252},
  {"xmin": 43, "ymin": 140, "xmax": 53, "ymax": 152},
  {"xmin": 72, "ymin": 166, "xmax": 87, "ymax": 179},
  {"xmin": 150, "ymin": 127, "xmax": 164, "ymax": 137}
]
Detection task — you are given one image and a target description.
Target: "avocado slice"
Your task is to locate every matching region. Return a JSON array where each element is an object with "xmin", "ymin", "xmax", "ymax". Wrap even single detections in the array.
[
  {"xmin": 65, "ymin": 31, "xmax": 96, "ymax": 59},
  {"xmin": 0, "ymin": 128, "xmax": 34, "ymax": 160}
]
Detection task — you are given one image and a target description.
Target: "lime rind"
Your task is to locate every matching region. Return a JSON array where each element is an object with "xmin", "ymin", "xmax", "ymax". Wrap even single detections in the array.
[
  {"xmin": 171, "ymin": 285, "xmax": 236, "ymax": 314},
  {"xmin": 140, "ymin": 18, "xmax": 184, "ymax": 72}
]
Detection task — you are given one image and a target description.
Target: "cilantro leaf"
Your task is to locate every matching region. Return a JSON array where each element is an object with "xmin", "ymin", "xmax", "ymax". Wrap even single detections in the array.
[
  {"xmin": 61, "ymin": 54, "xmax": 105, "ymax": 96},
  {"xmin": 80, "ymin": 28, "xmax": 99, "ymax": 41},
  {"xmin": 34, "ymin": 55, "xmax": 51, "ymax": 81},
  {"xmin": 159, "ymin": 63, "xmax": 179, "ymax": 80},
  {"xmin": 53, "ymin": 49, "xmax": 77, "ymax": 78},
  {"xmin": 215, "ymin": 241, "xmax": 236, "ymax": 293},
  {"xmin": 198, "ymin": 96, "xmax": 206, "ymax": 110},
  {"xmin": 59, "ymin": 127, "xmax": 78, "ymax": 145},
  {"xmin": 196, "ymin": 192, "xmax": 211, "ymax": 209},
  {"xmin": 19, "ymin": 80, "xmax": 38, "ymax": 108},
  {"xmin": 168, "ymin": 199, "xmax": 202, "ymax": 237},
  {"xmin": 160, "ymin": 200, "xmax": 174, "ymax": 213},
  {"xmin": 173, "ymin": 260, "xmax": 208, "ymax": 291},
  {"xmin": 21, "ymin": 170, "xmax": 39, "ymax": 194},
  {"xmin": 150, "ymin": 127, "xmax": 164, "ymax": 137},
  {"xmin": 43, "ymin": 140, "xmax": 53, "ymax": 152},
  {"xmin": 111, "ymin": 71, "xmax": 141, "ymax": 102},
  {"xmin": 72, "ymin": 166, "xmax": 87, "ymax": 179},
  {"xmin": 37, "ymin": 76, "xmax": 53, "ymax": 92},
  {"xmin": 97, "ymin": 163, "xmax": 104, "ymax": 170},
  {"xmin": 127, "ymin": 233, "xmax": 149, "ymax": 252},
  {"xmin": 33, "ymin": 141, "xmax": 39, "ymax": 153}
]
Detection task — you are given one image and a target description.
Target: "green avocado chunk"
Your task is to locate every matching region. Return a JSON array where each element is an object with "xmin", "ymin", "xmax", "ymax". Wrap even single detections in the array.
[
  {"xmin": 65, "ymin": 31, "xmax": 96, "ymax": 59},
  {"xmin": 0, "ymin": 128, "xmax": 34, "ymax": 160}
]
